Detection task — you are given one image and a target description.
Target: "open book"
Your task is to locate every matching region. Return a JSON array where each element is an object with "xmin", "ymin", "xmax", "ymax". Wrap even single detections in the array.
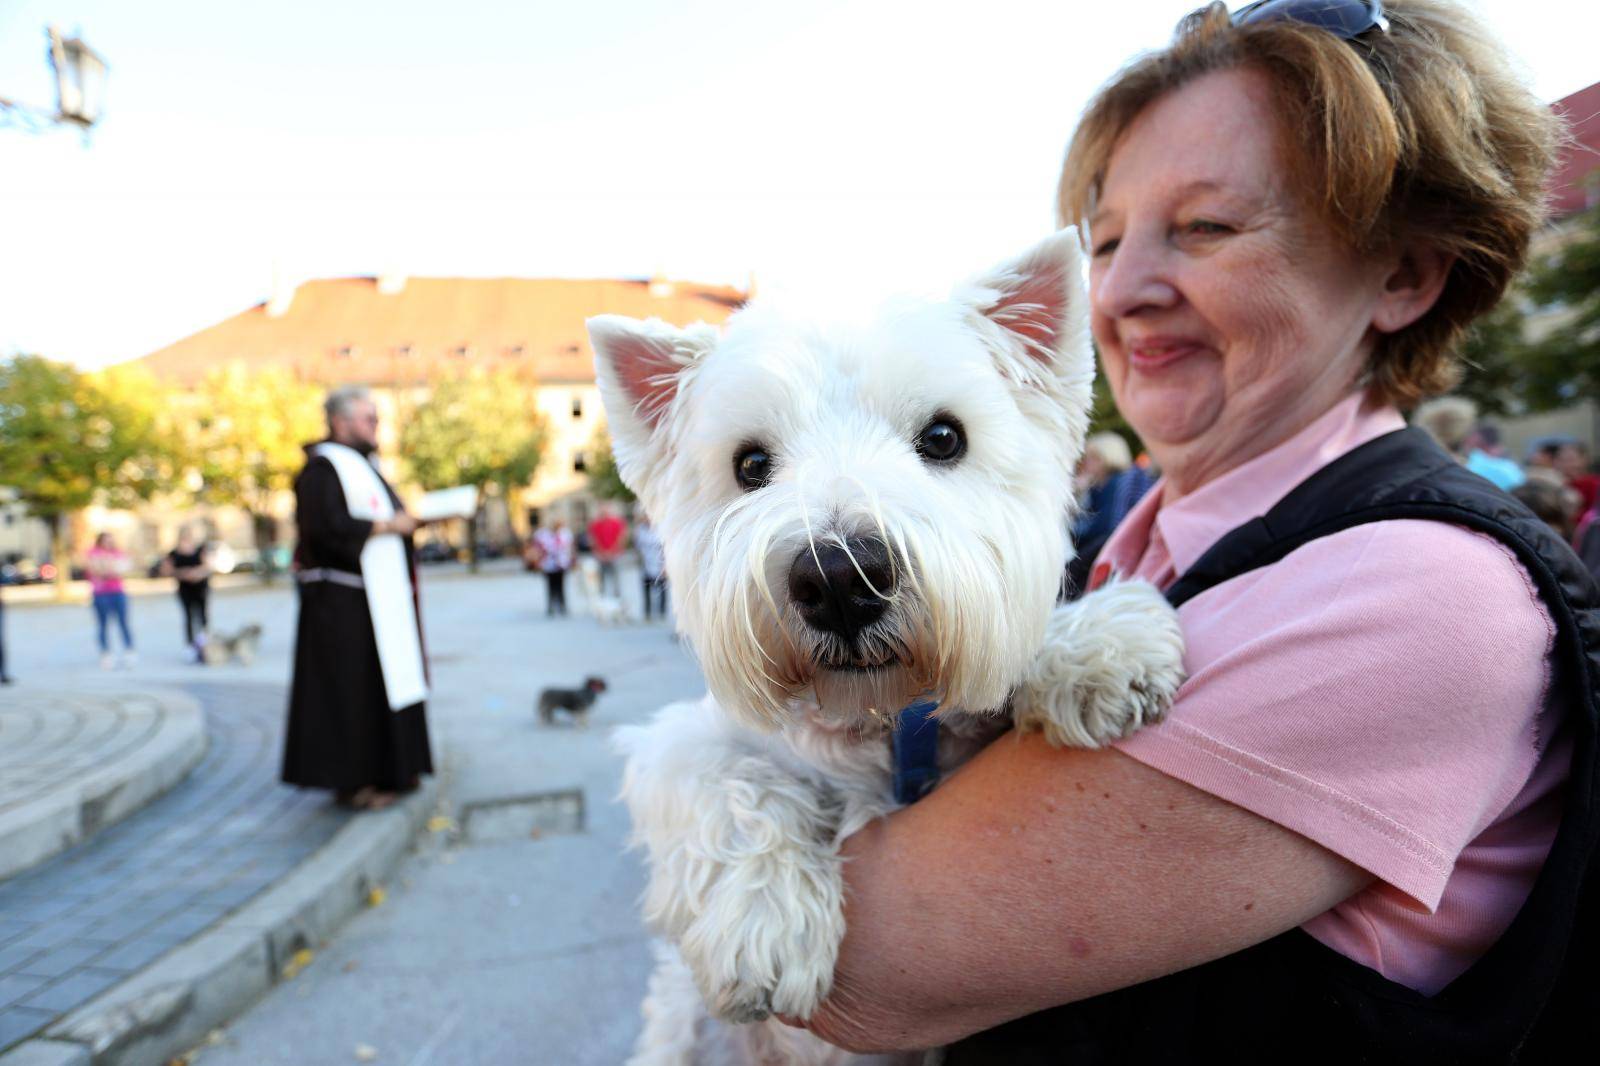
[{"xmin": 413, "ymin": 485, "xmax": 479, "ymax": 522}]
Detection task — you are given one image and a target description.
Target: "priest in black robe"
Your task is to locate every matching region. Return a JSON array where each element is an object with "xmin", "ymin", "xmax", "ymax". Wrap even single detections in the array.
[{"xmin": 281, "ymin": 386, "xmax": 434, "ymax": 810}]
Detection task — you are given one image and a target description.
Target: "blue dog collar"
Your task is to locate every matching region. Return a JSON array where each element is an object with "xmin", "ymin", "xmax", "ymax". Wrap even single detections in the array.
[{"xmin": 892, "ymin": 700, "xmax": 941, "ymax": 805}]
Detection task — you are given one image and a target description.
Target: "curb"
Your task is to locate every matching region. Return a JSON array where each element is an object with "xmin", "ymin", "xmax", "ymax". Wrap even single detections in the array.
[
  {"xmin": 2, "ymin": 558, "xmax": 528, "ymax": 608},
  {"xmin": 0, "ymin": 690, "xmax": 208, "ymax": 883},
  {"xmin": 0, "ymin": 575, "xmax": 262, "ymax": 607},
  {"xmin": 0, "ymin": 778, "xmax": 438, "ymax": 1066}
]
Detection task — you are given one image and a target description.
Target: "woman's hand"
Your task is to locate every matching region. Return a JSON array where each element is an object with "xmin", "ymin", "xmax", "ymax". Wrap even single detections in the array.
[{"xmin": 377, "ymin": 514, "xmax": 420, "ymax": 537}]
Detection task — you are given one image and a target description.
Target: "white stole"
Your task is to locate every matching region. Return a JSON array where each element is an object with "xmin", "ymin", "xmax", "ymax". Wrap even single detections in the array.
[{"xmin": 313, "ymin": 442, "xmax": 429, "ymax": 711}]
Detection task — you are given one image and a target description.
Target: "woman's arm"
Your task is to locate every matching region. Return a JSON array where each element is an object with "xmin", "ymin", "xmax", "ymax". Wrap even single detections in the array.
[
  {"xmin": 188, "ymin": 548, "xmax": 214, "ymax": 581},
  {"xmin": 799, "ymin": 731, "xmax": 1370, "ymax": 1053}
]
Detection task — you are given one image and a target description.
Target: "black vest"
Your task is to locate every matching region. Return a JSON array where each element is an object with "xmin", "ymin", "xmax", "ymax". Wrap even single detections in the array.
[{"xmin": 947, "ymin": 428, "xmax": 1600, "ymax": 1064}]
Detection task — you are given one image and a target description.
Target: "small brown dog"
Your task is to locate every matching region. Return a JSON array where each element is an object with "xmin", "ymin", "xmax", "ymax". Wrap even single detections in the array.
[{"xmin": 536, "ymin": 676, "xmax": 608, "ymax": 727}]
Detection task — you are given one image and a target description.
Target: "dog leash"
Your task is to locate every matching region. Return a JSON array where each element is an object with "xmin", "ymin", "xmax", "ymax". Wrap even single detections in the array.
[{"xmin": 891, "ymin": 700, "xmax": 941, "ymax": 805}]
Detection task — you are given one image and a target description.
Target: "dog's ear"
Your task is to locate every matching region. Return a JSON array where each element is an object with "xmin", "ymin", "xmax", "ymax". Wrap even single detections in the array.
[
  {"xmin": 955, "ymin": 227, "xmax": 1091, "ymax": 388},
  {"xmin": 587, "ymin": 315, "xmax": 718, "ymax": 491}
]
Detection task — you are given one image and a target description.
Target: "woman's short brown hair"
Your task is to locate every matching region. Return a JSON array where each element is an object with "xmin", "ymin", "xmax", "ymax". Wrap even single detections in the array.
[{"xmin": 1060, "ymin": 0, "xmax": 1561, "ymax": 408}]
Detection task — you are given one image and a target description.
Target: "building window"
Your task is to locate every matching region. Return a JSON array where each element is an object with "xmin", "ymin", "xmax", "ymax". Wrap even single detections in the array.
[
  {"xmin": 508, "ymin": 344, "xmax": 525, "ymax": 358},
  {"xmin": 571, "ymin": 395, "xmax": 583, "ymax": 419},
  {"xmin": 395, "ymin": 344, "xmax": 414, "ymax": 358},
  {"xmin": 451, "ymin": 345, "xmax": 470, "ymax": 359},
  {"xmin": 335, "ymin": 345, "xmax": 358, "ymax": 360},
  {"xmin": 573, "ymin": 450, "xmax": 588, "ymax": 473}
]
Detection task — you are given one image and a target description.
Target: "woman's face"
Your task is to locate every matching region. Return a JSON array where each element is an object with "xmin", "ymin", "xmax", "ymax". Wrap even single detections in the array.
[{"xmin": 1087, "ymin": 67, "xmax": 1390, "ymax": 494}]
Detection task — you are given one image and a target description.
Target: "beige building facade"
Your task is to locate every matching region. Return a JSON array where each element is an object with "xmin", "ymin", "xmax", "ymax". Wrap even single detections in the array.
[{"xmin": 124, "ymin": 273, "xmax": 746, "ymax": 556}]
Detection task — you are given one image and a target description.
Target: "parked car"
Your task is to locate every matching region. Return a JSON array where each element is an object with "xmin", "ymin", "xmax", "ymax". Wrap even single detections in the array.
[
  {"xmin": 474, "ymin": 540, "xmax": 510, "ymax": 560},
  {"xmin": 416, "ymin": 541, "xmax": 458, "ymax": 564},
  {"xmin": 2, "ymin": 559, "xmax": 45, "ymax": 585},
  {"xmin": 228, "ymin": 547, "xmax": 262, "ymax": 574}
]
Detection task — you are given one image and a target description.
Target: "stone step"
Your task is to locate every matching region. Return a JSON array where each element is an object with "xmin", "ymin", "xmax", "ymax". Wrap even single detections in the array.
[
  {"xmin": 0, "ymin": 690, "xmax": 206, "ymax": 883},
  {"xmin": 0, "ymin": 682, "xmax": 435, "ymax": 1064}
]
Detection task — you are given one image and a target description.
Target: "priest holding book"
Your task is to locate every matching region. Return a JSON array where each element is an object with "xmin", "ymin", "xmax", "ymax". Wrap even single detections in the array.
[{"xmin": 281, "ymin": 386, "xmax": 435, "ymax": 811}]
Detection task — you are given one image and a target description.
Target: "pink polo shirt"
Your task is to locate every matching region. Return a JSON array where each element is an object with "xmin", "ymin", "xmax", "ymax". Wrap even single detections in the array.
[{"xmin": 1095, "ymin": 391, "xmax": 1568, "ymax": 996}]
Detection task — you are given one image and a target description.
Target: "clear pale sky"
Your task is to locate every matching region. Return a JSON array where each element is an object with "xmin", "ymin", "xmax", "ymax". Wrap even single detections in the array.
[{"xmin": 1, "ymin": 0, "xmax": 1594, "ymax": 370}]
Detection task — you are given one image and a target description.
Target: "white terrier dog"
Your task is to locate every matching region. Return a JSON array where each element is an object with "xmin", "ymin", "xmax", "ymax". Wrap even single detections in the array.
[
  {"xmin": 580, "ymin": 555, "xmax": 635, "ymax": 625},
  {"xmin": 590, "ymin": 229, "xmax": 1185, "ymax": 1066}
]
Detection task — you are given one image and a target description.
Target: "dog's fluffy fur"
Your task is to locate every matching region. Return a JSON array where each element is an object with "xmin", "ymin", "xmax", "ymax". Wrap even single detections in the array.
[
  {"xmin": 580, "ymin": 556, "xmax": 635, "ymax": 625},
  {"xmin": 591, "ymin": 230, "xmax": 1185, "ymax": 1065},
  {"xmin": 199, "ymin": 624, "xmax": 262, "ymax": 666}
]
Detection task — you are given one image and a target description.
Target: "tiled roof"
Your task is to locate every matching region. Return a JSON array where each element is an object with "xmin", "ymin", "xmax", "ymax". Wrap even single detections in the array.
[
  {"xmin": 1551, "ymin": 81, "xmax": 1600, "ymax": 220},
  {"xmin": 137, "ymin": 276, "xmax": 747, "ymax": 387}
]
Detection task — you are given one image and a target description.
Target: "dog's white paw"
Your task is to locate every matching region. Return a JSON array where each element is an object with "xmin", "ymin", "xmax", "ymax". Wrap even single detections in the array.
[
  {"xmin": 683, "ymin": 899, "xmax": 841, "ymax": 1023},
  {"xmin": 1012, "ymin": 579, "xmax": 1185, "ymax": 748},
  {"xmin": 676, "ymin": 848, "xmax": 843, "ymax": 1024}
]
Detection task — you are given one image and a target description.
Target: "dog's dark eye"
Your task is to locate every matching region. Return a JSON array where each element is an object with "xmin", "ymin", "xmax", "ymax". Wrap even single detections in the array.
[
  {"xmin": 915, "ymin": 417, "xmax": 965, "ymax": 464},
  {"xmin": 734, "ymin": 446, "xmax": 773, "ymax": 491}
]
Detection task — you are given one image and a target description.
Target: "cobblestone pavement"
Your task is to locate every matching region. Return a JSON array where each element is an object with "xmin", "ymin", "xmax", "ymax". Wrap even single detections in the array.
[
  {"xmin": 0, "ymin": 692, "xmax": 164, "ymax": 821},
  {"xmin": 1, "ymin": 565, "xmax": 704, "ymax": 1063},
  {"xmin": 0, "ymin": 682, "xmax": 349, "ymax": 1053}
]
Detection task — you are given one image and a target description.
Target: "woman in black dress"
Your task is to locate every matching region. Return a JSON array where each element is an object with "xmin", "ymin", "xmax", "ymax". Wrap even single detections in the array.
[{"xmin": 160, "ymin": 528, "xmax": 212, "ymax": 660}]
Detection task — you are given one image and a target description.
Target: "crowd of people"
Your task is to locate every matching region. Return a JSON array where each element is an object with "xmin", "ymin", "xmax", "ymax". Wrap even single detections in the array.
[
  {"xmin": 1071, "ymin": 402, "xmax": 1600, "ymax": 599},
  {"xmin": 522, "ymin": 504, "xmax": 671, "ymax": 621},
  {"xmin": 1414, "ymin": 396, "xmax": 1600, "ymax": 582},
  {"xmin": 43, "ymin": 496, "xmax": 667, "ymax": 676},
  {"xmin": 52, "ymin": 526, "xmax": 224, "ymax": 672}
]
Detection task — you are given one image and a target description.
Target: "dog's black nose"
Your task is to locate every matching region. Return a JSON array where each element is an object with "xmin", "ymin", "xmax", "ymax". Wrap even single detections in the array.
[{"xmin": 787, "ymin": 538, "xmax": 895, "ymax": 639}]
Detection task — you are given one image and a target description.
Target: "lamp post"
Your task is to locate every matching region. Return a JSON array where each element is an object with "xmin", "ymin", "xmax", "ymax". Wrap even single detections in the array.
[{"xmin": 0, "ymin": 25, "xmax": 108, "ymax": 138}]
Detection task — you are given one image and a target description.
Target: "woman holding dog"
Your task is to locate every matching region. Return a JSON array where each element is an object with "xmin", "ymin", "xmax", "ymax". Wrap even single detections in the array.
[{"xmin": 797, "ymin": 1, "xmax": 1596, "ymax": 1059}]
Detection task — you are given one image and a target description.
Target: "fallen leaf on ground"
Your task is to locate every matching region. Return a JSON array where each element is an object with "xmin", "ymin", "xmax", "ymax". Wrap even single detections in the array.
[
  {"xmin": 366, "ymin": 886, "xmax": 387, "ymax": 907},
  {"xmin": 426, "ymin": 815, "xmax": 457, "ymax": 833},
  {"xmin": 281, "ymin": 947, "xmax": 315, "ymax": 980}
]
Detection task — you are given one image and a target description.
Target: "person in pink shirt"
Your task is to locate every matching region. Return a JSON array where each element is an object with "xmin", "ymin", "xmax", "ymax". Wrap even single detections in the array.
[
  {"xmin": 791, "ymin": 2, "xmax": 1589, "ymax": 1060},
  {"xmin": 85, "ymin": 531, "xmax": 136, "ymax": 669}
]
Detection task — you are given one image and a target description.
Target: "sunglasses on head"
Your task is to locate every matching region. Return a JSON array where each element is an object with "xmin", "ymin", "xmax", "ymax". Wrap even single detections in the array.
[{"xmin": 1231, "ymin": 0, "xmax": 1388, "ymax": 38}]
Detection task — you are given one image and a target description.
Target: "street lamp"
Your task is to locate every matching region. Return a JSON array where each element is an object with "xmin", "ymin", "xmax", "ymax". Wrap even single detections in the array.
[
  {"xmin": 0, "ymin": 25, "xmax": 108, "ymax": 137},
  {"xmin": 48, "ymin": 26, "xmax": 108, "ymax": 127}
]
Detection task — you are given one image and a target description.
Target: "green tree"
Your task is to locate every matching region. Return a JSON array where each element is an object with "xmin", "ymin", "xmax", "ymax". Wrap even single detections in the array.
[
  {"xmin": 587, "ymin": 421, "xmax": 635, "ymax": 503},
  {"xmin": 1521, "ymin": 202, "xmax": 1600, "ymax": 411},
  {"xmin": 0, "ymin": 355, "xmax": 179, "ymax": 597},
  {"xmin": 1087, "ymin": 370, "xmax": 1142, "ymax": 457},
  {"xmin": 401, "ymin": 368, "xmax": 547, "ymax": 570},
  {"xmin": 1454, "ymin": 298, "xmax": 1532, "ymax": 418},
  {"xmin": 184, "ymin": 365, "xmax": 324, "ymax": 579}
]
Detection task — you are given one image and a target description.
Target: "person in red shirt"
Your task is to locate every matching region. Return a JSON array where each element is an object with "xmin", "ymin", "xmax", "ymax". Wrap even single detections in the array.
[
  {"xmin": 587, "ymin": 505, "xmax": 628, "ymax": 597},
  {"xmin": 1556, "ymin": 441, "xmax": 1599, "ymax": 517}
]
